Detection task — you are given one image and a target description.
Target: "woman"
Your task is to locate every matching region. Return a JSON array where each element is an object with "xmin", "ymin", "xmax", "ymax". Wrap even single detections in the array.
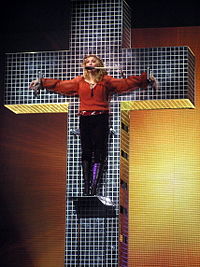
[{"xmin": 30, "ymin": 54, "xmax": 157, "ymax": 196}]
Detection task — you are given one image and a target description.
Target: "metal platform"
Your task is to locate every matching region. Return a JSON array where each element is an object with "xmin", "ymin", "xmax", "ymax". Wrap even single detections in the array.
[{"xmin": 72, "ymin": 196, "xmax": 117, "ymax": 218}]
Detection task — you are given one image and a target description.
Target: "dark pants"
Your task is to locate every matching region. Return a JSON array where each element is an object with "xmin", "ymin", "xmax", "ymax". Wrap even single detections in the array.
[{"xmin": 80, "ymin": 114, "xmax": 109, "ymax": 163}]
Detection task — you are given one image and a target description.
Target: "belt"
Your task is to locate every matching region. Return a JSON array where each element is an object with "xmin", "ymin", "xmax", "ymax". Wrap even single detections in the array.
[{"xmin": 78, "ymin": 110, "xmax": 109, "ymax": 116}]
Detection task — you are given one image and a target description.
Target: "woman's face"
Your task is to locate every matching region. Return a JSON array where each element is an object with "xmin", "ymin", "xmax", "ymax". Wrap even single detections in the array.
[{"xmin": 84, "ymin": 56, "xmax": 99, "ymax": 69}]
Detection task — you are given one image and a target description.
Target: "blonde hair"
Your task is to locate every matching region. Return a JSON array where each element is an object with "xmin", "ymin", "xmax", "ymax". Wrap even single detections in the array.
[{"xmin": 82, "ymin": 54, "xmax": 107, "ymax": 83}]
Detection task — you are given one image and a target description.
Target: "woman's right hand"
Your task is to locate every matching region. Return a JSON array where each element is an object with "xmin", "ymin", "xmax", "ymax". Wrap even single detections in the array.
[{"xmin": 29, "ymin": 79, "xmax": 41, "ymax": 90}]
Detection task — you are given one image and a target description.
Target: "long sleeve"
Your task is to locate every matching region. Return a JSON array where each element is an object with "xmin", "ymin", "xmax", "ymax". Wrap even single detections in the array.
[
  {"xmin": 41, "ymin": 76, "xmax": 82, "ymax": 96},
  {"xmin": 105, "ymin": 72, "xmax": 148, "ymax": 94}
]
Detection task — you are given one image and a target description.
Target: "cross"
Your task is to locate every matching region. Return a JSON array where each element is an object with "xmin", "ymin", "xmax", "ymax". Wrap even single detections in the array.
[{"xmin": 4, "ymin": 0, "xmax": 195, "ymax": 266}]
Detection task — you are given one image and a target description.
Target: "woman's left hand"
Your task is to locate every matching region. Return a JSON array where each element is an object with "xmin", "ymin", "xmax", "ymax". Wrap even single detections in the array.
[{"xmin": 149, "ymin": 75, "xmax": 159, "ymax": 90}]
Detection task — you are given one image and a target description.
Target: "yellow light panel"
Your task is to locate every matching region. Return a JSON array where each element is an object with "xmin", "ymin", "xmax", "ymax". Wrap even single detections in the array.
[
  {"xmin": 4, "ymin": 103, "xmax": 69, "ymax": 114},
  {"xmin": 121, "ymin": 99, "xmax": 195, "ymax": 111},
  {"xmin": 128, "ymin": 109, "xmax": 200, "ymax": 266}
]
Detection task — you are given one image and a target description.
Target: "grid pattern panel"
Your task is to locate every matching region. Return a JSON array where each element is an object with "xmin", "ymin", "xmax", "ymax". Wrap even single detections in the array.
[
  {"xmin": 122, "ymin": 0, "xmax": 131, "ymax": 48},
  {"xmin": 5, "ymin": 47, "xmax": 194, "ymax": 106},
  {"xmin": 70, "ymin": 0, "xmax": 123, "ymax": 56},
  {"xmin": 65, "ymin": 199, "xmax": 80, "ymax": 266},
  {"xmin": 113, "ymin": 47, "xmax": 195, "ymax": 104},
  {"xmin": 65, "ymin": 100, "xmax": 120, "ymax": 266},
  {"xmin": 187, "ymin": 48, "xmax": 195, "ymax": 103},
  {"xmin": 67, "ymin": 103, "xmax": 81, "ymax": 197},
  {"xmin": 4, "ymin": 51, "xmax": 75, "ymax": 105},
  {"xmin": 67, "ymin": 216, "xmax": 119, "ymax": 266}
]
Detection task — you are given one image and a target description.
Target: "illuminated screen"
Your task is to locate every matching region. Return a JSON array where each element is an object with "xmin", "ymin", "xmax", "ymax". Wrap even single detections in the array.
[{"xmin": 129, "ymin": 108, "xmax": 200, "ymax": 266}]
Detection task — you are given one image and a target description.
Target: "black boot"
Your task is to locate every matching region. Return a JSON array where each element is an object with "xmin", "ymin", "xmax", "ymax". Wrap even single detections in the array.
[
  {"xmin": 82, "ymin": 160, "xmax": 91, "ymax": 196},
  {"xmin": 90, "ymin": 162, "xmax": 105, "ymax": 196}
]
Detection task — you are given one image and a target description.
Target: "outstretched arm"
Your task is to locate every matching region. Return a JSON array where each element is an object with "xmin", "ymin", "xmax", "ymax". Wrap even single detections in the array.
[
  {"xmin": 30, "ymin": 76, "xmax": 82, "ymax": 96},
  {"xmin": 105, "ymin": 72, "xmax": 158, "ymax": 94}
]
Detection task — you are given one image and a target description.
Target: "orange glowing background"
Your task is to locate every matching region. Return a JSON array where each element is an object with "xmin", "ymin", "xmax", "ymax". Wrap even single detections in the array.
[{"xmin": 128, "ymin": 26, "xmax": 200, "ymax": 266}]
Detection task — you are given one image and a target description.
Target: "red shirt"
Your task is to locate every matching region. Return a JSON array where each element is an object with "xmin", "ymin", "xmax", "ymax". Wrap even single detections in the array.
[{"xmin": 41, "ymin": 73, "xmax": 148, "ymax": 111}]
